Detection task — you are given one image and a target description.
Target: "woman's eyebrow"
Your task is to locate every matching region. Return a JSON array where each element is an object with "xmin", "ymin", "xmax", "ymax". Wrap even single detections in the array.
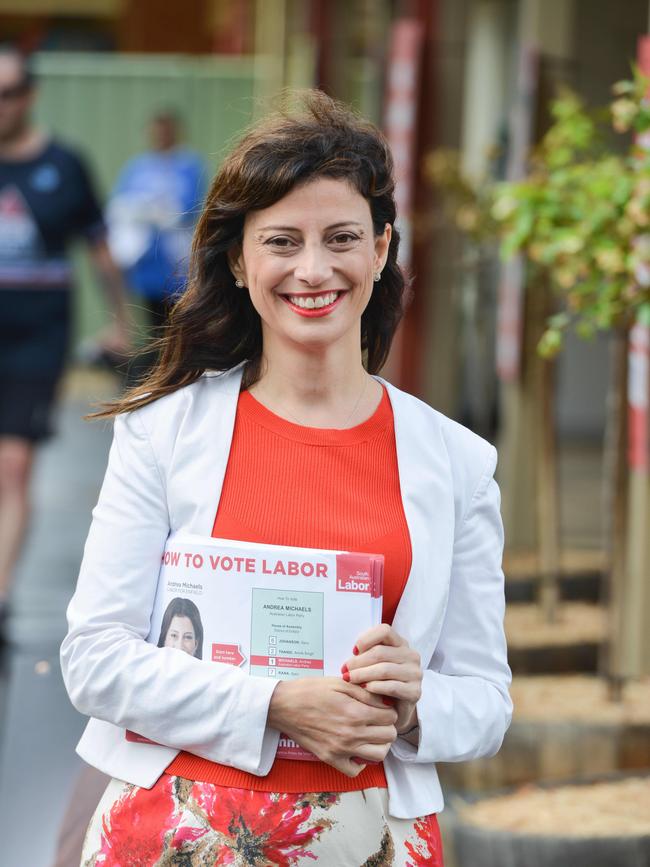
[{"xmin": 256, "ymin": 221, "xmax": 365, "ymax": 232}]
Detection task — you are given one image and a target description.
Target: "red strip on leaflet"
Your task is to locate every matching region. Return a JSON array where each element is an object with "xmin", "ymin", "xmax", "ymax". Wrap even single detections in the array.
[
  {"xmin": 336, "ymin": 553, "xmax": 373, "ymax": 593},
  {"xmin": 371, "ymin": 555, "xmax": 384, "ymax": 599},
  {"xmin": 250, "ymin": 656, "xmax": 324, "ymax": 670},
  {"xmin": 277, "ymin": 735, "xmax": 318, "ymax": 761},
  {"xmin": 125, "ymin": 730, "xmax": 155, "ymax": 744}
]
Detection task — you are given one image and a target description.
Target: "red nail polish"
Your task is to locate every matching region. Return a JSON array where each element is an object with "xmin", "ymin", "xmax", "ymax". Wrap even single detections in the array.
[
  {"xmin": 353, "ymin": 645, "xmax": 359, "ymax": 655},
  {"xmin": 342, "ymin": 670, "xmax": 350, "ymax": 682},
  {"xmin": 341, "ymin": 663, "xmax": 349, "ymax": 675},
  {"xmin": 382, "ymin": 697, "xmax": 395, "ymax": 706},
  {"xmin": 360, "ymin": 682, "xmax": 367, "ymax": 688},
  {"xmin": 351, "ymin": 756, "xmax": 365, "ymax": 765}
]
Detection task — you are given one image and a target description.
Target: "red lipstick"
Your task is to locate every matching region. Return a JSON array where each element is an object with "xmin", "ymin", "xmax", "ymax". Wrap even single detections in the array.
[{"xmin": 280, "ymin": 291, "xmax": 347, "ymax": 318}]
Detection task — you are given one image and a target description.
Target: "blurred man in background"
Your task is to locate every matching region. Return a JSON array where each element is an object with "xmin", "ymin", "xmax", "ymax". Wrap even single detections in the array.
[
  {"xmin": 0, "ymin": 45, "xmax": 131, "ymax": 635},
  {"xmin": 107, "ymin": 109, "xmax": 207, "ymax": 333}
]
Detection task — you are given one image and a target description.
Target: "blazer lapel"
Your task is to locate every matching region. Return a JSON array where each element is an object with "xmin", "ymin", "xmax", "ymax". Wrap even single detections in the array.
[{"xmin": 169, "ymin": 364, "xmax": 245, "ymax": 536}]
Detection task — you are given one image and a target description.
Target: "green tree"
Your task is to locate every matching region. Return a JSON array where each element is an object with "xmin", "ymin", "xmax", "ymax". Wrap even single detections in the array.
[{"xmin": 426, "ymin": 73, "xmax": 650, "ymax": 691}]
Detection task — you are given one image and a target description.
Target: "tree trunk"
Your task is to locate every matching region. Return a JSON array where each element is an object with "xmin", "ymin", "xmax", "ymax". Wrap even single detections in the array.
[
  {"xmin": 531, "ymin": 276, "xmax": 561, "ymax": 624},
  {"xmin": 498, "ymin": 274, "xmax": 561, "ymax": 623},
  {"xmin": 601, "ymin": 323, "xmax": 630, "ymax": 699}
]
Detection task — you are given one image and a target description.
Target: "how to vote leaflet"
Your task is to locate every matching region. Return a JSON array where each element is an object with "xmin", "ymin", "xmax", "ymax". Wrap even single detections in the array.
[{"xmin": 127, "ymin": 533, "xmax": 384, "ymax": 760}]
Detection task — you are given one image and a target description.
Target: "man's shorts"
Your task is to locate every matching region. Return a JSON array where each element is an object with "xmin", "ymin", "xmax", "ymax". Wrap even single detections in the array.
[
  {"xmin": 0, "ymin": 379, "xmax": 60, "ymax": 443},
  {"xmin": 0, "ymin": 289, "xmax": 69, "ymax": 443}
]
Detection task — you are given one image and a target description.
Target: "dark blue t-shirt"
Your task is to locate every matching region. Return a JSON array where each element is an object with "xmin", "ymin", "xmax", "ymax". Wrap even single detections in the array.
[{"xmin": 0, "ymin": 139, "xmax": 105, "ymax": 379}]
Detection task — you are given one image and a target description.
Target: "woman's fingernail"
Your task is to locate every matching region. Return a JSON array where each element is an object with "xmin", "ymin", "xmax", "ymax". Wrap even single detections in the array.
[
  {"xmin": 382, "ymin": 697, "xmax": 395, "ymax": 706},
  {"xmin": 360, "ymin": 682, "xmax": 367, "ymax": 688},
  {"xmin": 341, "ymin": 663, "xmax": 349, "ymax": 675},
  {"xmin": 351, "ymin": 757, "xmax": 365, "ymax": 765},
  {"xmin": 353, "ymin": 645, "xmax": 359, "ymax": 655},
  {"xmin": 342, "ymin": 670, "xmax": 350, "ymax": 682}
]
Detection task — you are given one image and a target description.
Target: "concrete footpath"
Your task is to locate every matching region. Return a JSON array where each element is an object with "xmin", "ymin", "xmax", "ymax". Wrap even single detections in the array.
[{"xmin": 0, "ymin": 373, "xmax": 114, "ymax": 867}]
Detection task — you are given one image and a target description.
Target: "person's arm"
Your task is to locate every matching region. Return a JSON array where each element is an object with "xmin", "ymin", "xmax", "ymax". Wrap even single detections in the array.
[
  {"xmin": 89, "ymin": 237, "xmax": 132, "ymax": 355},
  {"xmin": 70, "ymin": 149, "xmax": 133, "ymax": 357},
  {"xmin": 390, "ymin": 445, "xmax": 513, "ymax": 765},
  {"xmin": 88, "ymin": 237, "xmax": 132, "ymax": 357},
  {"xmin": 60, "ymin": 407, "xmax": 281, "ymax": 775}
]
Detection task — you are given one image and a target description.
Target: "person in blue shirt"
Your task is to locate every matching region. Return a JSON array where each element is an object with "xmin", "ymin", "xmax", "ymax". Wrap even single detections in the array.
[{"xmin": 107, "ymin": 110, "xmax": 208, "ymax": 330}]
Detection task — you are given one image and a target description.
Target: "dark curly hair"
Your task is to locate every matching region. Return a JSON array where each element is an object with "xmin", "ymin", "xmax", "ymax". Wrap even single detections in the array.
[{"xmin": 93, "ymin": 89, "xmax": 410, "ymax": 418}]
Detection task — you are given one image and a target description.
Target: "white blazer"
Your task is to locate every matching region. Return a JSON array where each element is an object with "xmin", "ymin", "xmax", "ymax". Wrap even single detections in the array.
[{"xmin": 60, "ymin": 362, "xmax": 513, "ymax": 819}]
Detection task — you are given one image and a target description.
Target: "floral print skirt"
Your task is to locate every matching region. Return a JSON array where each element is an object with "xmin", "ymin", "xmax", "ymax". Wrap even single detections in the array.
[{"xmin": 80, "ymin": 774, "xmax": 444, "ymax": 866}]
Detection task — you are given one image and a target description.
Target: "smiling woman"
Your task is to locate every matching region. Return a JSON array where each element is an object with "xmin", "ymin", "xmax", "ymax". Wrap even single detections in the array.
[
  {"xmin": 87, "ymin": 90, "xmax": 407, "ymax": 421},
  {"xmin": 226, "ymin": 174, "xmax": 393, "ymax": 424},
  {"xmin": 62, "ymin": 89, "xmax": 512, "ymax": 867}
]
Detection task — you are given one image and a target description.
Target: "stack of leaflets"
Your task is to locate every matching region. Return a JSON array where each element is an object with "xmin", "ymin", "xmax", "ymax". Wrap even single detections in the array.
[{"xmin": 126, "ymin": 532, "xmax": 384, "ymax": 760}]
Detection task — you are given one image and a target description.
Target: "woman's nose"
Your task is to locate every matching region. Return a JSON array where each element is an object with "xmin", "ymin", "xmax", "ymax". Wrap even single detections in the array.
[{"xmin": 293, "ymin": 246, "xmax": 333, "ymax": 285}]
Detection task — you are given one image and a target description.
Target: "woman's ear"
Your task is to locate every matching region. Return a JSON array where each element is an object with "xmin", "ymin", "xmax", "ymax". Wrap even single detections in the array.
[
  {"xmin": 374, "ymin": 222, "xmax": 392, "ymax": 273},
  {"xmin": 227, "ymin": 244, "xmax": 246, "ymax": 285}
]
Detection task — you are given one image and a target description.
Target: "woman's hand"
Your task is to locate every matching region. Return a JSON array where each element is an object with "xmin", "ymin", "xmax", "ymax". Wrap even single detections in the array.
[
  {"xmin": 341, "ymin": 624, "xmax": 423, "ymax": 737},
  {"xmin": 267, "ymin": 676, "xmax": 398, "ymax": 777}
]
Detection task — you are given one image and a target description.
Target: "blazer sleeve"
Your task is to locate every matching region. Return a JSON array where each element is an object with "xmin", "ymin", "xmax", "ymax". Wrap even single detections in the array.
[
  {"xmin": 391, "ymin": 444, "xmax": 513, "ymax": 765},
  {"xmin": 60, "ymin": 408, "xmax": 281, "ymax": 775}
]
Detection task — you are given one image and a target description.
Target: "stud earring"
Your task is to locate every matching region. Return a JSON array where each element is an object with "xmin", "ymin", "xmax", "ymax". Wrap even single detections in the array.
[
  {"xmin": 374, "ymin": 272, "xmax": 381, "ymax": 282},
  {"xmin": 235, "ymin": 278, "xmax": 245, "ymax": 288}
]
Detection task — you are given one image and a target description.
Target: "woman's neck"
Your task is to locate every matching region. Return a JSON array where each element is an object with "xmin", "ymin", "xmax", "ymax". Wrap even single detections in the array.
[{"xmin": 248, "ymin": 341, "xmax": 382, "ymax": 429}]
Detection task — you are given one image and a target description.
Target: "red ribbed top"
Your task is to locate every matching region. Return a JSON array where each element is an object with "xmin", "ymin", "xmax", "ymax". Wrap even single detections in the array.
[{"xmin": 165, "ymin": 383, "xmax": 412, "ymax": 792}]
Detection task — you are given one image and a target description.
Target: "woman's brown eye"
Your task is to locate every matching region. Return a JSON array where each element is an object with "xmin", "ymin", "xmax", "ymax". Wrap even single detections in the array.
[{"xmin": 332, "ymin": 233, "xmax": 358, "ymax": 244}]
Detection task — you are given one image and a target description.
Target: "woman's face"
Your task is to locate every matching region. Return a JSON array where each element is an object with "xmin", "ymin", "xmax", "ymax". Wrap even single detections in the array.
[
  {"xmin": 164, "ymin": 615, "xmax": 198, "ymax": 656},
  {"xmin": 230, "ymin": 177, "xmax": 391, "ymax": 357}
]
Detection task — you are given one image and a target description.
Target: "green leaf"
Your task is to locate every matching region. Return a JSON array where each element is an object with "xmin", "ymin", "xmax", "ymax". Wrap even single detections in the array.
[
  {"xmin": 612, "ymin": 78, "xmax": 636, "ymax": 96},
  {"xmin": 576, "ymin": 320, "xmax": 597, "ymax": 339},
  {"xmin": 638, "ymin": 302, "xmax": 650, "ymax": 326},
  {"xmin": 548, "ymin": 312, "xmax": 571, "ymax": 329},
  {"xmin": 538, "ymin": 329, "xmax": 563, "ymax": 358}
]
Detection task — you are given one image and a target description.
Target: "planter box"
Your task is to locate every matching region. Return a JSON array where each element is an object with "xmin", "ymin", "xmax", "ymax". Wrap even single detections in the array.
[
  {"xmin": 508, "ymin": 642, "xmax": 600, "ymax": 674},
  {"xmin": 448, "ymin": 773, "xmax": 650, "ymax": 867},
  {"xmin": 438, "ymin": 676, "xmax": 650, "ymax": 792},
  {"xmin": 506, "ymin": 603, "xmax": 607, "ymax": 674},
  {"xmin": 504, "ymin": 548, "xmax": 605, "ymax": 605},
  {"xmin": 505, "ymin": 573, "xmax": 602, "ymax": 604}
]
